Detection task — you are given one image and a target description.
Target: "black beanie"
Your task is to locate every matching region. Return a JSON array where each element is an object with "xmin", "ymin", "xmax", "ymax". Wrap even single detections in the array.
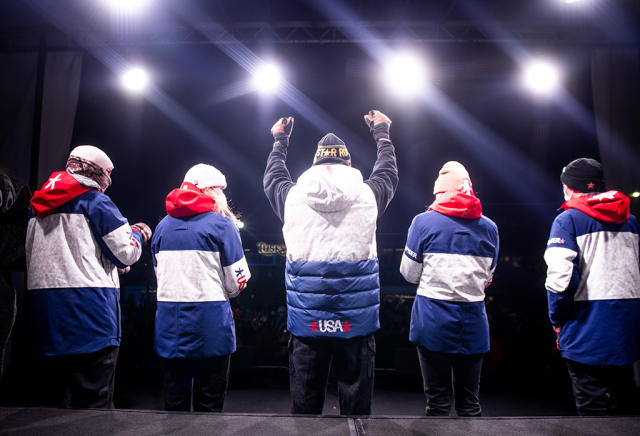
[
  {"xmin": 313, "ymin": 133, "xmax": 351, "ymax": 166},
  {"xmin": 560, "ymin": 158, "xmax": 604, "ymax": 193}
]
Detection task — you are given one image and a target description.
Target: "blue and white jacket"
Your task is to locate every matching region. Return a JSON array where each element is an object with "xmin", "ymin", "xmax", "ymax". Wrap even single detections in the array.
[
  {"xmin": 400, "ymin": 192, "xmax": 499, "ymax": 355},
  {"xmin": 263, "ymin": 133, "xmax": 398, "ymax": 339},
  {"xmin": 545, "ymin": 191, "xmax": 640, "ymax": 366},
  {"xmin": 26, "ymin": 171, "xmax": 144, "ymax": 356},
  {"xmin": 151, "ymin": 182, "xmax": 250, "ymax": 359}
]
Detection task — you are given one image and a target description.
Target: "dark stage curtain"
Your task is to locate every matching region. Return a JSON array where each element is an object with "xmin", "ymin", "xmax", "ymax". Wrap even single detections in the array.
[
  {"xmin": 0, "ymin": 51, "xmax": 83, "ymax": 187},
  {"xmin": 591, "ymin": 48, "xmax": 640, "ymax": 194}
]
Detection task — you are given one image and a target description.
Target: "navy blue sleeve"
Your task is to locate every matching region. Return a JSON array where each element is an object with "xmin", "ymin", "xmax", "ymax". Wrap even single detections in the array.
[
  {"xmin": 150, "ymin": 218, "xmax": 164, "ymax": 268},
  {"xmin": 263, "ymin": 137, "xmax": 295, "ymax": 223},
  {"xmin": 364, "ymin": 138, "xmax": 399, "ymax": 217}
]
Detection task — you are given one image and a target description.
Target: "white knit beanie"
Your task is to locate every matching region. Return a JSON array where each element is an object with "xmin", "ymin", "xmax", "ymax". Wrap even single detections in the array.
[
  {"xmin": 183, "ymin": 164, "xmax": 227, "ymax": 189},
  {"xmin": 70, "ymin": 145, "xmax": 114, "ymax": 171},
  {"xmin": 433, "ymin": 161, "xmax": 472, "ymax": 195}
]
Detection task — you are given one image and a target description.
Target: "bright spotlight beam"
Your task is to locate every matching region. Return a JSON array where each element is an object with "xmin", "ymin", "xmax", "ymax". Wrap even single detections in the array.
[
  {"xmin": 382, "ymin": 52, "xmax": 428, "ymax": 99},
  {"xmin": 102, "ymin": 0, "xmax": 152, "ymax": 15},
  {"xmin": 251, "ymin": 62, "xmax": 283, "ymax": 95},
  {"xmin": 120, "ymin": 66, "xmax": 149, "ymax": 93},
  {"xmin": 522, "ymin": 59, "xmax": 561, "ymax": 96}
]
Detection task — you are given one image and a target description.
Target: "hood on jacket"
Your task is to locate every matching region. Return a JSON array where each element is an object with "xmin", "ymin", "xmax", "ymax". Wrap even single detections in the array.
[
  {"xmin": 429, "ymin": 191, "xmax": 482, "ymax": 219},
  {"xmin": 165, "ymin": 182, "xmax": 218, "ymax": 217},
  {"xmin": 296, "ymin": 164, "xmax": 364, "ymax": 213},
  {"xmin": 30, "ymin": 171, "xmax": 93, "ymax": 218},
  {"xmin": 562, "ymin": 190, "xmax": 630, "ymax": 224}
]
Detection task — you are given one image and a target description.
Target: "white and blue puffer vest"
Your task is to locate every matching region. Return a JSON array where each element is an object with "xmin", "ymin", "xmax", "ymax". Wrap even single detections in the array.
[{"xmin": 283, "ymin": 164, "xmax": 380, "ymax": 339}]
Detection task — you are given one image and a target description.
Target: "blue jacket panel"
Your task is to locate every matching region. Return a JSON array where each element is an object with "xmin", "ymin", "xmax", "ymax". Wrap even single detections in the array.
[
  {"xmin": 285, "ymin": 259, "xmax": 380, "ymax": 338},
  {"xmin": 155, "ymin": 301, "xmax": 236, "ymax": 359},
  {"xmin": 410, "ymin": 295, "xmax": 489, "ymax": 354},
  {"xmin": 28, "ymin": 287, "xmax": 120, "ymax": 356}
]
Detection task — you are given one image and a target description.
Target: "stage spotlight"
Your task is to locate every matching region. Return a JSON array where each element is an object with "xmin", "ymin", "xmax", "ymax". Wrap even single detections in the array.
[
  {"xmin": 237, "ymin": 220, "xmax": 245, "ymax": 230},
  {"xmin": 632, "ymin": 191, "xmax": 640, "ymax": 198},
  {"xmin": 382, "ymin": 52, "xmax": 428, "ymax": 99},
  {"xmin": 102, "ymin": 0, "xmax": 152, "ymax": 15},
  {"xmin": 120, "ymin": 66, "xmax": 149, "ymax": 93},
  {"xmin": 251, "ymin": 62, "xmax": 283, "ymax": 95},
  {"xmin": 522, "ymin": 59, "xmax": 561, "ymax": 96}
]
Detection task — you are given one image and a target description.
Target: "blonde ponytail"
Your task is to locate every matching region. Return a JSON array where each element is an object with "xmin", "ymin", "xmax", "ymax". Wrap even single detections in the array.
[{"xmin": 203, "ymin": 187, "xmax": 238, "ymax": 224}]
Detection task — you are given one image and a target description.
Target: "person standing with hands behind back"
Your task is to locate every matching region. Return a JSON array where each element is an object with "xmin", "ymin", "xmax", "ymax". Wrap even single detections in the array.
[
  {"xmin": 400, "ymin": 162, "xmax": 499, "ymax": 417},
  {"xmin": 264, "ymin": 110, "xmax": 398, "ymax": 415}
]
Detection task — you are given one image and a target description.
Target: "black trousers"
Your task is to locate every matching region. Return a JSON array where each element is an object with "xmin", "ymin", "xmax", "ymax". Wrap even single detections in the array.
[
  {"xmin": 417, "ymin": 346, "xmax": 483, "ymax": 417},
  {"xmin": 162, "ymin": 355, "xmax": 230, "ymax": 412},
  {"xmin": 289, "ymin": 334, "xmax": 375, "ymax": 415},
  {"xmin": 29, "ymin": 345, "xmax": 119, "ymax": 408},
  {"xmin": 566, "ymin": 359, "xmax": 640, "ymax": 416}
]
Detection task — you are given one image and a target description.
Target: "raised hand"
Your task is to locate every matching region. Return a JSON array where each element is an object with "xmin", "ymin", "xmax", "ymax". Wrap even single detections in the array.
[
  {"xmin": 363, "ymin": 110, "xmax": 391, "ymax": 129},
  {"xmin": 271, "ymin": 116, "xmax": 294, "ymax": 140}
]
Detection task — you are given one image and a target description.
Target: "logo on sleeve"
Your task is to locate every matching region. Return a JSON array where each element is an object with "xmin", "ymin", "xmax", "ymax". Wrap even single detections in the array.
[
  {"xmin": 235, "ymin": 268, "xmax": 247, "ymax": 291},
  {"xmin": 310, "ymin": 319, "xmax": 352, "ymax": 333},
  {"xmin": 405, "ymin": 246, "xmax": 420, "ymax": 261},
  {"xmin": 547, "ymin": 237, "xmax": 565, "ymax": 246}
]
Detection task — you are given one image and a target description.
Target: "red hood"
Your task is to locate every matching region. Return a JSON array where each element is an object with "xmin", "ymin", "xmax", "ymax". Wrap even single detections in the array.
[
  {"xmin": 562, "ymin": 190, "xmax": 629, "ymax": 224},
  {"xmin": 429, "ymin": 191, "xmax": 482, "ymax": 219},
  {"xmin": 31, "ymin": 171, "xmax": 93, "ymax": 218},
  {"xmin": 166, "ymin": 182, "xmax": 217, "ymax": 217}
]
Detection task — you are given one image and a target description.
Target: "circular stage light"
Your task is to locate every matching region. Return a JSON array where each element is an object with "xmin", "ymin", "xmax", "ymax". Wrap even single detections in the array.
[
  {"xmin": 632, "ymin": 191, "xmax": 640, "ymax": 198},
  {"xmin": 382, "ymin": 52, "xmax": 428, "ymax": 99},
  {"xmin": 120, "ymin": 67, "xmax": 149, "ymax": 93},
  {"xmin": 252, "ymin": 62, "xmax": 283, "ymax": 95},
  {"xmin": 522, "ymin": 59, "xmax": 561, "ymax": 96},
  {"xmin": 237, "ymin": 220, "xmax": 246, "ymax": 230}
]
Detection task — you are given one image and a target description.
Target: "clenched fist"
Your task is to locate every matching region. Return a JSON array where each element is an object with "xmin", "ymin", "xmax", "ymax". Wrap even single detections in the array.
[
  {"xmin": 363, "ymin": 110, "xmax": 391, "ymax": 142},
  {"xmin": 271, "ymin": 116, "xmax": 294, "ymax": 141},
  {"xmin": 363, "ymin": 110, "xmax": 391, "ymax": 129}
]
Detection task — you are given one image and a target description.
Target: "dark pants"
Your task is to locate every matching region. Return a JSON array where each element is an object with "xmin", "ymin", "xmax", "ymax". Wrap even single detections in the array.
[
  {"xmin": 289, "ymin": 334, "xmax": 375, "ymax": 415},
  {"xmin": 162, "ymin": 355, "xmax": 230, "ymax": 412},
  {"xmin": 29, "ymin": 345, "xmax": 119, "ymax": 408},
  {"xmin": 417, "ymin": 346, "xmax": 483, "ymax": 417},
  {"xmin": 566, "ymin": 359, "xmax": 640, "ymax": 416},
  {"xmin": 0, "ymin": 276, "xmax": 16, "ymax": 381}
]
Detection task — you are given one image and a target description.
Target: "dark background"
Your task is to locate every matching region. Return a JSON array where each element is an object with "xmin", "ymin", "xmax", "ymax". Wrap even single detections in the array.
[{"xmin": 1, "ymin": 0, "xmax": 639, "ymax": 414}]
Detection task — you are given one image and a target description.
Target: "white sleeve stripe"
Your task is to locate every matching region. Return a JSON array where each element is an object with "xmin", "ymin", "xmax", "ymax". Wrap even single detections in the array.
[
  {"xmin": 544, "ymin": 246, "xmax": 577, "ymax": 294},
  {"xmin": 102, "ymin": 223, "xmax": 142, "ymax": 266},
  {"xmin": 400, "ymin": 254, "xmax": 422, "ymax": 284}
]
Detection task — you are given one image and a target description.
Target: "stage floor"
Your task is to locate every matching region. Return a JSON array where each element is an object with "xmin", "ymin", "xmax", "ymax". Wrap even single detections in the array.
[
  {"xmin": 113, "ymin": 385, "xmax": 577, "ymax": 417},
  {"xmin": 1, "ymin": 407, "xmax": 639, "ymax": 436}
]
